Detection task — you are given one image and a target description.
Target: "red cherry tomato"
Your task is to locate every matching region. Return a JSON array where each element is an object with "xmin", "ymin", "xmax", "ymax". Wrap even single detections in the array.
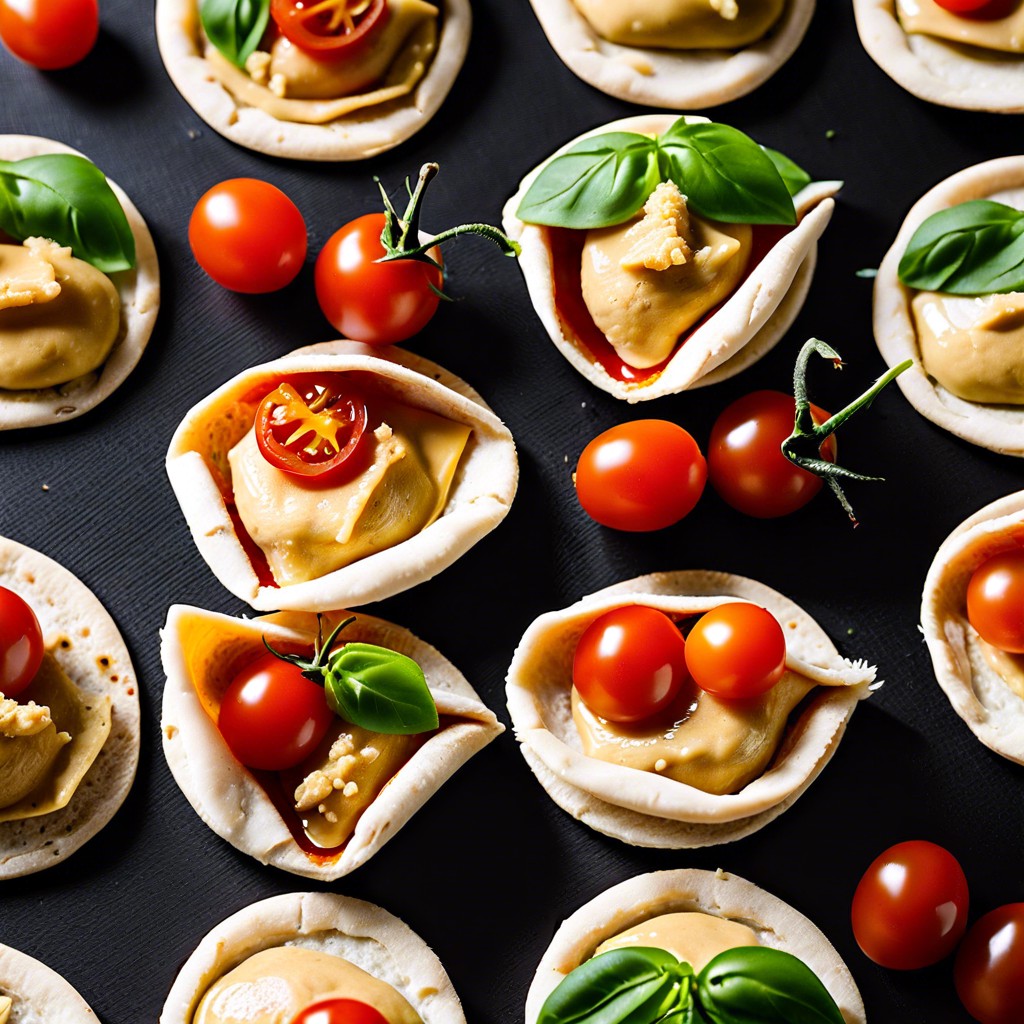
[
  {"xmin": 270, "ymin": 0, "xmax": 388, "ymax": 59},
  {"xmin": 290, "ymin": 1000, "xmax": 389, "ymax": 1024},
  {"xmin": 966, "ymin": 550, "xmax": 1024, "ymax": 654},
  {"xmin": 189, "ymin": 179, "xmax": 307, "ymax": 294},
  {"xmin": 574, "ymin": 420, "xmax": 707, "ymax": 532},
  {"xmin": 218, "ymin": 652, "xmax": 334, "ymax": 771},
  {"xmin": 572, "ymin": 606, "xmax": 689, "ymax": 723},
  {"xmin": 851, "ymin": 840, "xmax": 969, "ymax": 970},
  {"xmin": 0, "ymin": 586, "xmax": 44, "ymax": 699},
  {"xmin": 0, "ymin": 0, "xmax": 98, "ymax": 69},
  {"xmin": 708, "ymin": 391, "xmax": 836, "ymax": 519},
  {"xmin": 315, "ymin": 213, "xmax": 443, "ymax": 345},
  {"xmin": 683, "ymin": 603, "xmax": 786, "ymax": 699},
  {"xmin": 934, "ymin": 0, "xmax": 1015, "ymax": 15},
  {"xmin": 955, "ymin": 904, "xmax": 1024, "ymax": 1024}
]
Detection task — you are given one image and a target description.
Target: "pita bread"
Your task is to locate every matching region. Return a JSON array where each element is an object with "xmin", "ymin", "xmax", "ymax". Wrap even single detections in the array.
[
  {"xmin": 166, "ymin": 340, "xmax": 518, "ymax": 611},
  {"xmin": 506, "ymin": 571, "xmax": 875, "ymax": 848},
  {"xmin": 0, "ymin": 136, "xmax": 160, "ymax": 430},
  {"xmin": 0, "ymin": 537, "xmax": 140, "ymax": 879},
  {"xmin": 525, "ymin": 868, "xmax": 864, "ymax": 1024},
  {"xmin": 0, "ymin": 944, "xmax": 97, "ymax": 1024},
  {"xmin": 502, "ymin": 114, "xmax": 839, "ymax": 403},
  {"xmin": 155, "ymin": 0, "xmax": 470, "ymax": 161},
  {"xmin": 527, "ymin": 1, "xmax": 814, "ymax": 109},
  {"xmin": 874, "ymin": 157, "xmax": 1024, "ymax": 456},
  {"xmin": 161, "ymin": 603, "xmax": 503, "ymax": 879},
  {"xmin": 161, "ymin": 891, "xmax": 464, "ymax": 1024},
  {"xmin": 853, "ymin": 0, "xmax": 1024, "ymax": 113}
]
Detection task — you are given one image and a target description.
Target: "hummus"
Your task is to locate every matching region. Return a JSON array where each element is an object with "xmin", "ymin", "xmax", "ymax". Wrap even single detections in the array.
[{"xmin": 897, "ymin": 0, "xmax": 1024, "ymax": 53}]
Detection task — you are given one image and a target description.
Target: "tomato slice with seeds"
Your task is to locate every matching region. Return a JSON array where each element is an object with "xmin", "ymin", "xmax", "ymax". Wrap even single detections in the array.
[{"xmin": 270, "ymin": 0, "xmax": 389, "ymax": 59}]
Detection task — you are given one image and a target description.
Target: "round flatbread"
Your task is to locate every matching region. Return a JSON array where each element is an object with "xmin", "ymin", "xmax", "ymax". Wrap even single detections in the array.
[
  {"xmin": 161, "ymin": 891, "xmax": 465, "ymax": 1024},
  {"xmin": 525, "ymin": 868, "xmax": 865, "ymax": 1024},
  {"xmin": 0, "ymin": 944, "xmax": 97, "ymax": 1024},
  {"xmin": 155, "ymin": 0, "xmax": 470, "ymax": 161},
  {"xmin": 506, "ymin": 571, "xmax": 875, "ymax": 848},
  {"xmin": 528, "ymin": 0, "xmax": 815, "ymax": 108},
  {"xmin": 874, "ymin": 157, "xmax": 1024, "ymax": 456},
  {"xmin": 0, "ymin": 537, "xmax": 140, "ymax": 879},
  {"xmin": 0, "ymin": 136, "xmax": 159, "ymax": 430}
]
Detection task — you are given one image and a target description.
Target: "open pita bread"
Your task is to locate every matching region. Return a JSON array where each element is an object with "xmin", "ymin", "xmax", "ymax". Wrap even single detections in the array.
[
  {"xmin": 874, "ymin": 157, "xmax": 1024, "ymax": 456},
  {"xmin": 525, "ymin": 868, "xmax": 865, "ymax": 1024},
  {"xmin": 0, "ymin": 136, "xmax": 160, "ymax": 431},
  {"xmin": 502, "ymin": 114, "xmax": 838, "ymax": 403},
  {"xmin": 161, "ymin": 603, "xmax": 503, "ymax": 879},
  {"xmin": 0, "ymin": 944, "xmax": 97, "ymax": 1024},
  {"xmin": 527, "ymin": 0, "xmax": 815, "ymax": 108},
  {"xmin": 506, "ymin": 571, "xmax": 875, "ymax": 848}
]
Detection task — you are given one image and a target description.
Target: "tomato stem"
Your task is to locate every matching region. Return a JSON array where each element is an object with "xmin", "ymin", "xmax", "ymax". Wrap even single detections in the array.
[{"xmin": 263, "ymin": 614, "xmax": 356, "ymax": 685}]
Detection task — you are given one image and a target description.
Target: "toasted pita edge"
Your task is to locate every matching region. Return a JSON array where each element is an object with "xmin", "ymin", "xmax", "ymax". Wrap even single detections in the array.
[{"xmin": 0, "ymin": 944, "xmax": 97, "ymax": 1023}]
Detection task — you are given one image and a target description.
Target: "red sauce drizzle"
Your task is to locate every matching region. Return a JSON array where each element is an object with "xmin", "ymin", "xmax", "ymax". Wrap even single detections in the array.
[{"xmin": 226, "ymin": 498, "xmax": 278, "ymax": 590}]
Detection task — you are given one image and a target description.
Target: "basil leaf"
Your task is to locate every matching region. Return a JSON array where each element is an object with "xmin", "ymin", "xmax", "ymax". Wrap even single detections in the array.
[
  {"xmin": 516, "ymin": 133, "xmax": 660, "ymax": 229},
  {"xmin": 897, "ymin": 199, "xmax": 1024, "ymax": 295},
  {"xmin": 696, "ymin": 947, "xmax": 845, "ymax": 1024},
  {"xmin": 761, "ymin": 146, "xmax": 812, "ymax": 198},
  {"xmin": 323, "ymin": 642, "xmax": 438, "ymax": 735},
  {"xmin": 0, "ymin": 154, "xmax": 135, "ymax": 272},
  {"xmin": 200, "ymin": 0, "xmax": 270, "ymax": 67}
]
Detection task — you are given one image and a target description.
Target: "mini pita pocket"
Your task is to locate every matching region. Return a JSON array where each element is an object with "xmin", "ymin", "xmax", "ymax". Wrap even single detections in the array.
[
  {"xmin": 506, "ymin": 571, "xmax": 874, "ymax": 848},
  {"xmin": 525, "ymin": 868, "xmax": 865, "ymax": 1024},
  {"xmin": 502, "ymin": 115, "xmax": 838, "ymax": 403},
  {"xmin": 0, "ymin": 136, "xmax": 159, "ymax": 431},
  {"xmin": 0, "ymin": 944, "xmax": 97, "ymax": 1024}
]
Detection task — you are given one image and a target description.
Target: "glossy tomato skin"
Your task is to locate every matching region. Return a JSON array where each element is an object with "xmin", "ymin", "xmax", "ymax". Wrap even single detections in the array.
[
  {"xmin": 289, "ymin": 1000, "xmax": 389, "ymax": 1024},
  {"xmin": 315, "ymin": 213, "xmax": 442, "ymax": 345},
  {"xmin": 189, "ymin": 179, "xmax": 307, "ymax": 294},
  {"xmin": 0, "ymin": 586, "xmax": 44, "ymax": 699},
  {"xmin": 270, "ymin": 0, "xmax": 388, "ymax": 60},
  {"xmin": 935, "ymin": 0, "xmax": 1016, "ymax": 15},
  {"xmin": 851, "ymin": 840, "xmax": 969, "ymax": 970},
  {"xmin": 0, "ymin": 0, "xmax": 98, "ymax": 69},
  {"xmin": 574, "ymin": 420, "xmax": 706, "ymax": 532},
  {"xmin": 955, "ymin": 904, "xmax": 1024, "ymax": 1024},
  {"xmin": 966, "ymin": 550, "xmax": 1024, "ymax": 654}
]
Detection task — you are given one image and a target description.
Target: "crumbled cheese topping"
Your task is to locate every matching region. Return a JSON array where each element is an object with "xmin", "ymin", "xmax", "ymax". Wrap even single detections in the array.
[
  {"xmin": 619, "ymin": 182, "xmax": 695, "ymax": 272},
  {"xmin": 0, "ymin": 237, "xmax": 66, "ymax": 310},
  {"xmin": 244, "ymin": 50, "xmax": 271, "ymax": 85},
  {"xmin": 711, "ymin": 0, "xmax": 740, "ymax": 19},
  {"xmin": 294, "ymin": 734, "xmax": 375, "ymax": 813},
  {"xmin": 0, "ymin": 694, "xmax": 53, "ymax": 738}
]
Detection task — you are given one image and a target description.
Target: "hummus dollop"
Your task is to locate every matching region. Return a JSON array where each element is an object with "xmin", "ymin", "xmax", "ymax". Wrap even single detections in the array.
[{"xmin": 897, "ymin": 0, "xmax": 1024, "ymax": 54}]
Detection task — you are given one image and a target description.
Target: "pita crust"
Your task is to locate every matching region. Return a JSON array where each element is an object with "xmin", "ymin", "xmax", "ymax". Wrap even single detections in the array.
[
  {"xmin": 0, "ymin": 944, "xmax": 97, "ymax": 1024},
  {"xmin": 502, "ymin": 115, "xmax": 838, "ymax": 403},
  {"xmin": 525, "ymin": 869, "xmax": 864, "ymax": 1024},
  {"xmin": 0, "ymin": 136, "xmax": 160, "ymax": 430}
]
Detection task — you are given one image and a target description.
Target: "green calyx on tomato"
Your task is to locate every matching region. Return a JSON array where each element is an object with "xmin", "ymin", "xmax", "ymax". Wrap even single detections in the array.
[
  {"xmin": 270, "ymin": 0, "xmax": 389, "ymax": 60},
  {"xmin": 0, "ymin": 586, "xmax": 44, "ymax": 700}
]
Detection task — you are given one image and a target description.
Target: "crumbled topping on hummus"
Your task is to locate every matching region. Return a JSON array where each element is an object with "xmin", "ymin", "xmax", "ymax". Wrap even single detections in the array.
[
  {"xmin": 0, "ymin": 237, "xmax": 66, "ymax": 310},
  {"xmin": 711, "ymin": 0, "xmax": 739, "ymax": 19},
  {"xmin": 619, "ymin": 182, "xmax": 695, "ymax": 272},
  {"xmin": 295, "ymin": 733, "xmax": 376, "ymax": 812},
  {"xmin": 244, "ymin": 50, "xmax": 271, "ymax": 85},
  {"xmin": 0, "ymin": 694, "xmax": 54, "ymax": 738}
]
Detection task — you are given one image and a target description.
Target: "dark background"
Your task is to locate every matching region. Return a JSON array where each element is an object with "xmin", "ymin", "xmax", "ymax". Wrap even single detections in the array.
[{"xmin": 2, "ymin": 2, "xmax": 1022, "ymax": 1021}]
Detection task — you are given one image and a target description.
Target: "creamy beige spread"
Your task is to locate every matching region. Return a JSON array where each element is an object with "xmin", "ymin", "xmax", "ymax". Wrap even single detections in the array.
[
  {"xmin": 0, "ymin": 238, "xmax": 120, "ymax": 390},
  {"xmin": 979, "ymin": 641, "xmax": 1024, "ymax": 700},
  {"xmin": 193, "ymin": 947, "xmax": 422, "ymax": 1024},
  {"xmin": 0, "ymin": 693, "xmax": 70, "ymax": 809},
  {"xmin": 897, "ymin": 0, "xmax": 1024, "ymax": 54},
  {"xmin": 0, "ymin": 995, "xmax": 11, "ymax": 1024},
  {"xmin": 580, "ymin": 182, "xmax": 751, "ymax": 369}
]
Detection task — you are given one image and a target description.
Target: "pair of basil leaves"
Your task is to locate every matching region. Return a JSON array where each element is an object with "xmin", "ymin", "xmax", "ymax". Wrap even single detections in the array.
[
  {"xmin": 538, "ymin": 946, "xmax": 845, "ymax": 1024},
  {"xmin": 200, "ymin": 0, "xmax": 271, "ymax": 67}
]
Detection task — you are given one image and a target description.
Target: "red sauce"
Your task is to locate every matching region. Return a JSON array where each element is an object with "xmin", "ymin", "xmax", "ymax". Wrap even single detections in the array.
[{"xmin": 226, "ymin": 497, "xmax": 278, "ymax": 590}]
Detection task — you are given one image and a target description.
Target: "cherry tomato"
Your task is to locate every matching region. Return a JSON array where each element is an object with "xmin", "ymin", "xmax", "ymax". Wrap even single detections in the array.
[
  {"xmin": 574, "ymin": 420, "xmax": 707, "ymax": 532},
  {"xmin": 0, "ymin": 586, "xmax": 44, "ymax": 699},
  {"xmin": 851, "ymin": 840, "xmax": 969, "ymax": 970},
  {"xmin": 315, "ymin": 213, "xmax": 443, "ymax": 345},
  {"xmin": 218, "ymin": 652, "xmax": 334, "ymax": 771},
  {"xmin": 573, "ymin": 606, "xmax": 689, "ymax": 723},
  {"xmin": 290, "ymin": 1000, "xmax": 389, "ymax": 1024},
  {"xmin": 708, "ymin": 391, "xmax": 836, "ymax": 519},
  {"xmin": 934, "ymin": 0, "xmax": 1015, "ymax": 15},
  {"xmin": 271, "ymin": 0, "xmax": 388, "ymax": 59},
  {"xmin": 189, "ymin": 179, "xmax": 307, "ymax": 294},
  {"xmin": 0, "ymin": 0, "xmax": 98, "ymax": 69},
  {"xmin": 684, "ymin": 603, "xmax": 786, "ymax": 699},
  {"xmin": 955, "ymin": 904, "xmax": 1024, "ymax": 1024},
  {"xmin": 967, "ymin": 550, "xmax": 1024, "ymax": 654}
]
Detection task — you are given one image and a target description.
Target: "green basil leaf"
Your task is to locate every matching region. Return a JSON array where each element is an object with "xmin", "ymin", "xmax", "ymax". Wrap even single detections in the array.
[
  {"xmin": 696, "ymin": 947, "xmax": 845, "ymax": 1024},
  {"xmin": 897, "ymin": 199, "xmax": 1024, "ymax": 295},
  {"xmin": 0, "ymin": 154, "xmax": 135, "ymax": 272},
  {"xmin": 323, "ymin": 642, "xmax": 438, "ymax": 734},
  {"xmin": 516, "ymin": 132, "xmax": 660, "ymax": 229},
  {"xmin": 200, "ymin": 0, "xmax": 270, "ymax": 67},
  {"xmin": 761, "ymin": 146, "xmax": 812, "ymax": 198}
]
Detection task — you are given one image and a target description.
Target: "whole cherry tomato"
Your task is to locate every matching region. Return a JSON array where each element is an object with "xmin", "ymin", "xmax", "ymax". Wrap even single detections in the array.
[
  {"xmin": 218, "ymin": 652, "xmax": 334, "ymax": 771},
  {"xmin": 851, "ymin": 840, "xmax": 969, "ymax": 970},
  {"xmin": 573, "ymin": 606, "xmax": 688, "ymax": 723},
  {"xmin": 966, "ymin": 550, "xmax": 1024, "ymax": 654},
  {"xmin": 189, "ymin": 179, "xmax": 307, "ymax": 294},
  {"xmin": 290, "ymin": 1000, "xmax": 389, "ymax": 1024},
  {"xmin": 315, "ymin": 213, "xmax": 443, "ymax": 345},
  {"xmin": 574, "ymin": 420, "xmax": 706, "ymax": 532},
  {"xmin": 271, "ymin": 0, "xmax": 388, "ymax": 59},
  {"xmin": 684, "ymin": 603, "xmax": 786, "ymax": 699},
  {"xmin": 0, "ymin": 586, "xmax": 44, "ymax": 699},
  {"xmin": 934, "ymin": 0, "xmax": 1016, "ymax": 14},
  {"xmin": 0, "ymin": 0, "xmax": 98, "ymax": 69},
  {"xmin": 955, "ymin": 904, "xmax": 1024, "ymax": 1024},
  {"xmin": 707, "ymin": 391, "xmax": 836, "ymax": 519}
]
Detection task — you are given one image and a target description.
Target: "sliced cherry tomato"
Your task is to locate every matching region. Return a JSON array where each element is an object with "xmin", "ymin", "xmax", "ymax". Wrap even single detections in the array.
[
  {"xmin": 290, "ymin": 1000, "xmax": 389, "ymax": 1024},
  {"xmin": 0, "ymin": 586, "xmax": 44, "ymax": 699},
  {"xmin": 708, "ymin": 391, "xmax": 836, "ymax": 519},
  {"xmin": 967, "ymin": 550, "xmax": 1024, "ymax": 654},
  {"xmin": 851, "ymin": 840, "xmax": 969, "ymax": 970},
  {"xmin": 955, "ymin": 904, "xmax": 1024, "ymax": 1024},
  {"xmin": 189, "ymin": 179, "xmax": 307, "ymax": 294},
  {"xmin": 271, "ymin": 0, "xmax": 388, "ymax": 58},
  {"xmin": 218, "ymin": 652, "xmax": 334, "ymax": 771},
  {"xmin": 315, "ymin": 213, "xmax": 443, "ymax": 345},
  {"xmin": 574, "ymin": 420, "xmax": 707, "ymax": 532},
  {"xmin": 573, "ymin": 606, "xmax": 689, "ymax": 723},
  {"xmin": 684, "ymin": 603, "xmax": 786, "ymax": 699},
  {"xmin": 0, "ymin": 0, "xmax": 98, "ymax": 69}
]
